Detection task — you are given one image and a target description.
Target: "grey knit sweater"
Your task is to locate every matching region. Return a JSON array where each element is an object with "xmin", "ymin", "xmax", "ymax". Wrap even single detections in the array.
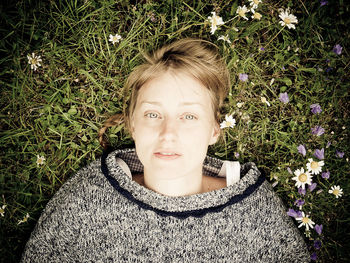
[{"xmin": 21, "ymin": 148, "xmax": 310, "ymax": 262}]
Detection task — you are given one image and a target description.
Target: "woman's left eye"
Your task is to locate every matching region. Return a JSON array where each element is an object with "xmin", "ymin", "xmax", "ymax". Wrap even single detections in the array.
[{"xmin": 183, "ymin": 114, "xmax": 197, "ymax": 120}]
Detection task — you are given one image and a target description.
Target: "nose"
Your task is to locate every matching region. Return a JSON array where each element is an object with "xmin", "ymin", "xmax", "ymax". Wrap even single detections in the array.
[{"xmin": 159, "ymin": 117, "xmax": 178, "ymax": 142}]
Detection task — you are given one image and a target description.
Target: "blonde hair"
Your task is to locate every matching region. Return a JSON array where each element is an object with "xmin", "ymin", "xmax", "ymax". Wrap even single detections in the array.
[{"xmin": 98, "ymin": 38, "xmax": 230, "ymax": 149}]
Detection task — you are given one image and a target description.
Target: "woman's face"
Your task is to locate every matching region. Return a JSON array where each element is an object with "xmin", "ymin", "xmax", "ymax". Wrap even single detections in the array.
[{"xmin": 131, "ymin": 71, "xmax": 220, "ymax": 180}]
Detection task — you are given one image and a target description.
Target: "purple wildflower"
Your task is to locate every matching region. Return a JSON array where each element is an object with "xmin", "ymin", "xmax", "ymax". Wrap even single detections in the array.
[
  {"xmin": 335, "ymin": 149, "xmax": 344, "ymax": 158},
  {"xmin": 320, "ymin": 0, "xmax": 328, "ymax": 6},
  {"xmin": 310, "ymin": 104, "xmax": 322, "ymax": 114},
  {"xmin": 321, "ymin": 171, "xmax": 330, "ymax": 179},
  {"xmin": 287, "ymin": 208, "xmax": 298, "ymax": 217},
  {"xmin": 298, "ymin": 187, "xmax": 306, "ymax": 196},
  {"xmin": 314, "ymin": 240, "xmax": 322, "ymax": 249},
  {"xmin": 239, "ymin": 73, "xmax": 248, "ymax": 82},
  {"xmin": 308, "ymin": 183, "xmax": 317, "ymax": 192},
  {"xmin": 326, "ymin": 141, "xmax": 331, "ymax": 148},
  {"xmin": 325, "ymin": 67, "xmax": 333, "ymax": 73},
  {"xmin": 297, "ymin": 145, "xmax": 306, "ymax": 156},
  {"xmin": 314, "ymin": 148, "xmax": 324, "ymax": 160},
  {"xmin": 295, "ymin": 199, "xmax": 305, "ymax": 208},
  {"xmin": 311, "ymin": 126, "xmax": 325, "ymax": 136},
  {"xmin": 311, "ymin": 252, "xmax": 317, "ymax": 261},
  {"xmin": 234, "ymin": 152, "xmax": 240, "ymax": 158},
  {"xmin": 333, "ymin": 44, "xmax": 342, "ymax": 55},
  {"xmin": 287, "ymin": 208, "xmax": 302, "ymax": 218},
  {"xmin": 279, "ymin": 92, "xmax": 289, "ymax": 103},
  {"xmin": 260, "ymin": 47, "xmax": 265, "ymax": 51},
  {"xmin": 282, "ymin": 66, "xmax": 286, "ymax": 70},
  {"xmin": 315, "ymin": 224, "xmax": 323, "ymax": 235}
]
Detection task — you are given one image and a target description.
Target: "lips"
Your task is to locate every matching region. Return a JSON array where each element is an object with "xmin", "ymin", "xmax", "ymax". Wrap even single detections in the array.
[{"xmin": 154, "ymin": 150, "xmax": 181, "ymax": 160}]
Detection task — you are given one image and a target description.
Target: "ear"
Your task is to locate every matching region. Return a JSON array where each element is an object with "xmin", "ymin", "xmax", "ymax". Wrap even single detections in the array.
[{"xmin": 209, "ymin": 123, "xmax": 220, "ymax": 145}]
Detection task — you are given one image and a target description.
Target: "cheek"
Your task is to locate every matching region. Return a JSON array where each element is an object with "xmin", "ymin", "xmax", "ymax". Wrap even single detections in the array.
[
  {"xmin": 133, "ymin": 121, "xmax": 158, "ymax": 145},
  {"xmin": 180, "ymin": 126, "xmax": 214, "ymax": 151}
]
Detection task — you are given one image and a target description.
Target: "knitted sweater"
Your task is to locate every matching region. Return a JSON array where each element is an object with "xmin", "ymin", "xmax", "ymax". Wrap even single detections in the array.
[{"xmin": 21, "ymin": 148, "xmax": 310, "ymax": 262}]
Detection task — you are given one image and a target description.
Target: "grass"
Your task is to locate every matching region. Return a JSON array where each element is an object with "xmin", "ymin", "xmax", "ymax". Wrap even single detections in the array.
[{"xmin": 1, "ymin": 0, "xmax": 349, "ymax": 262}]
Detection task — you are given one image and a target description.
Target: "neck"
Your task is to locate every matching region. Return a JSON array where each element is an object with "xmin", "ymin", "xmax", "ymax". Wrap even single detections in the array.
[{"xmin": 143, "ymin": 168, "xmax": 204, "ymax": 197}]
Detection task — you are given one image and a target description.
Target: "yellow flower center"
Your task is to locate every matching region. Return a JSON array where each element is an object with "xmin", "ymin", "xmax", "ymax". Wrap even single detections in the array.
[
  {"xmin": 311, "ymin": 161, "xmax": 319, "ymax": 169},
  {"xmin": 254, "ymin": 12, "xmax": 262, "ymax": 20},
  {"xmin": 31, "ymin": 58, "xmax": 38, "ymax": 65},
  {"xmin": 224, "ymin": 121, "xmax": 231, "ymax": 127},
  {"xmin": 333, "ymin": 189, "xmax": 339, "ymax": 196},
  {"xmin": 238, "ymin": 10, "xmax": 246, "ymax": 17},
  {"xmin": 302, "ymin": 217, "xmax": 309, "ymax": 224},
  {"xmin": 284, "ymin": 17, "xmax": 291, "ymax": 24},
  {"xmin": 298, "ymin": 173, "xmax": 307, "ymax": 183},
  {"xmin": 212, "ymin": 16, "xmax": 219, "ymax": 26},
  {"xmin": 253, "ymin": 0, "xmax": 259, "ymax": 4}
]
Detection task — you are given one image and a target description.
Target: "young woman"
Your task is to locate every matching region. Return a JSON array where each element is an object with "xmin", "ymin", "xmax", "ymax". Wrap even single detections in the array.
[{"xmin": 21, "ymin": 38, "xmax": 310, "ymax": 262}]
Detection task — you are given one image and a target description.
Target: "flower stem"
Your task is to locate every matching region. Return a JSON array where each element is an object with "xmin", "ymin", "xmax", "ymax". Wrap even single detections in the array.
[
  {"xmin": 264, "ymin": 27, "xmax": 284, "ymax": 49},
  {"xmin": 225, "ymin": 15, "xmax": 238, "ymax": 24}
]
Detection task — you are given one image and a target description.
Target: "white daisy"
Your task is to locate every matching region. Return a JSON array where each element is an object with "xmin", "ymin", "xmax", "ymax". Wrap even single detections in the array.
[
  {"xmin": 207, "ymin": 12, "xmax": 224, "ymax": 35},
  {"xmin": 295, "ymin": 212, "xmax": 315, "ymax": 231},
  {"xmin": 109, "ymin": 34, "xmax": 122, "ymax": 45},
  {"xmin": 0, "ymin": 205, "xmax": 6, "ymax": 217},
  {"xmin": 17, "ymin": 213, "xmax": 30, "ymax": 225},
  {"xmin": 260, "ymin": 96, "xmax": 270, "ymax": 106},
  {"xmin": 218, "ymin": 34, "xmax": 231, "ymax": 44},
  {"xmin": 236, "ymin": 5, "xmax": 249, "ymax": 20},
  {"xmin": 279, "ymin": 8, "xmax": 298, "ymax": 29},
  {"xmin": 249, "ymin": 0, "xmax": 262, "ymax": 9},
  {"xmin": 328, "ymin": 185, "xmax": 343, "ymax": 198},
  {"xmin": 292, "ymin": 168, "xmax": 312, "ymax": 189},
  {"xmin": 236, "ymin": 102, "xmax": 244, "ymax": 108},
  {"xmin": 251, "ymin": 9, "xmax": 262, "ymax": 20},
  {"xmin": 220, "ymin": 114, "xmax": 236, "ymax": 129},
  {"xmin": 306, "ymin": 158, "xmax": 324, "ymax": 175},
  {"xmin": 27, "ymin": 53, "xmax": 42, "ymax": 71},
  {"xmin": 36, "ymin": 155, "xmax": 45, "ymax": 167}
]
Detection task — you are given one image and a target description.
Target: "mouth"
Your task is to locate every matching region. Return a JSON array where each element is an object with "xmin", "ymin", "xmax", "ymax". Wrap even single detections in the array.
[{"xmin": 154, "ymin": 151, "xmax": 181, "ymax": 160}]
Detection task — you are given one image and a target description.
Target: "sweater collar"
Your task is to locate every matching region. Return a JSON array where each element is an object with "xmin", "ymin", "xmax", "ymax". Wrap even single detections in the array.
[{"xmin": 101, "ymin": 148, "xmax": 265, "ymax": 218}]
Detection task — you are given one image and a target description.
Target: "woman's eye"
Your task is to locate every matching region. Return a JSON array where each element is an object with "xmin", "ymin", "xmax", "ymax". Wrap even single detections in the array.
[
  {"xmin": 145, "ymin": 112, "xmax": 159, "ymax": 119},
  {"xmin": 184, "ymin": 114, "xmax": 196, "ymax": 120}
]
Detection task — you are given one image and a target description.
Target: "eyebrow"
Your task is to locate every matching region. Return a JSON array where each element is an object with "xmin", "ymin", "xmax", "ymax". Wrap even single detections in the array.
[{"xmin": 140, "ymin": 101, "xmax": 205, "ymax": 107}]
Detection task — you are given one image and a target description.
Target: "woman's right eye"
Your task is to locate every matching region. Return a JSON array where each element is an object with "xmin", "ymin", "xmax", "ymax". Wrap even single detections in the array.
[{"xmin": 145, "ymin": 112, "xmax": 159, "ymax": 119}]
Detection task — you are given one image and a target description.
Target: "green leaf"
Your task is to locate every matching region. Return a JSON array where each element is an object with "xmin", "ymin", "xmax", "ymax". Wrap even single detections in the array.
[
  {"xmin": 297, "ymin": 67, "xmax": 317, "ymax": 74},
  {"xmin": 280, "ymin": 86, "xmax": 287, "ymax": 92},
  {"xmin": 282, "ymin": 78, "xmax": 293, "ymax": 86},
  {"xmin": 68, "ymin": 107, "xmax": 77, "ymax": 115}
]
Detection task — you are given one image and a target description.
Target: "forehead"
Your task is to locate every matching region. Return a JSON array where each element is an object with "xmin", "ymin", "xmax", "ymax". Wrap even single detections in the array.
[{"xmin": 137, "ymin": 71, "xmax": 212, "ymax": 104}]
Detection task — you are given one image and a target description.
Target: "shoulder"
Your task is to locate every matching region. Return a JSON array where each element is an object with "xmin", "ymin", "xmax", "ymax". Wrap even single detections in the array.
[
  {"xmin": 21, "ymin": 158, "xmax": 106, "ymax": 261},
  {"xmin": 38, "ymin": 158, "xmax": 107, "ymax": 221}
]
